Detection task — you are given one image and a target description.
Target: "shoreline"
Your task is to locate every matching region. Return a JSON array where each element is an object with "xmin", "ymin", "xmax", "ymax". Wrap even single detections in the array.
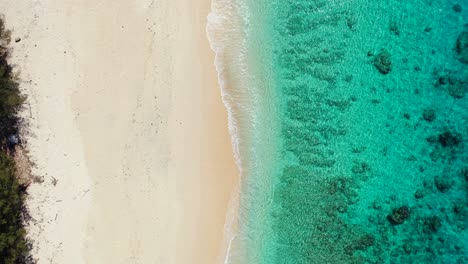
[
  {"xmin": 206, "ymin": 0, "xmax": 283, "ymax": 262},
  {"xmin": 1, "ymin": 0, "xmax": 239, "ymax": 263}
]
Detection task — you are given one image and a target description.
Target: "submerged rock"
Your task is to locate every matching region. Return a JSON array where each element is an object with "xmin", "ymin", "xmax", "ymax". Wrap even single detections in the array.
[
  {"xmin": 387, "ymin": 206, "xmax": 410, "ymax": 225},
  {"xmin": 453, "ymin": 4, "xmax": 462, "ymax": 13},
  {"xmin": 433, "ymin": 69, "xmax": 466, "ymax": 98},
  {"xmin": 414, "ymin": 190, "xmax": 425, "ymax": 199},
  {"xmin": 352, "ymin": 161, "xmax": 370, "ymax": 174},
  {"xmin": 389, "ymin": 21, "xmax": 400, "ymax": 35},
  {"xmin": 422, "ymin": 108, "xmax": 436, "ymax": 122},
  {"xmin": 447, "ymin": 80, "xmax": 466, "ymax": 98},
  {"xmin": 438, "ymin": 75, "xmax": 450, "ymax": 85},
  {"xmin": 453, "ymin": 202, "xmax": 467, "ymax": 216},
  {"xmin": 403, "ymin": 243, "xmax": 417, "ymax": 254},
  {"xmin": 336, "ymin": 204, "xmax": 347, "ymax": 213},
  {"xmin": 344, "ymin": 234, "xmax": 375, "ymax": 255},
  {"xmin": 373, "ymin": 50, "xmax": 392, "ymax": 74},
  {"xmin": 434, "ymin": 175, "xmax": 454, "ymax": 192},
  {"xmin": 424, "ymin": 216, "xmax": 442, "ymax": 233},
  {"xmin": 346, "ymin": 16, "xmax": 357, "ymax": 31},
  {"xmin": 456, "ymin": 29, "xmax": 468, "ymax": 64},
  {"xmin": 462, "ymin": 168, "xmax": 468, "ymax": 182},
  {"xmin": 438, "ymin": 130, "xmax": 462, "ymax": 147}
]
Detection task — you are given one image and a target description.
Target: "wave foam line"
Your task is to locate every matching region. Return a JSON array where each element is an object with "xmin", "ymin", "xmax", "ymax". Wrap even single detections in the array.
[{"xmin": 206, "ymin": 0, "xmax": 252, "ymax": 263}]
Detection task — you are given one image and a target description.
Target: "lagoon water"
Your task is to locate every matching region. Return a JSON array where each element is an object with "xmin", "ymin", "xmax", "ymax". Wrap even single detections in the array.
[{"xmin": 209, "ymin": 0, "xmax": 468, "ymax": 263}]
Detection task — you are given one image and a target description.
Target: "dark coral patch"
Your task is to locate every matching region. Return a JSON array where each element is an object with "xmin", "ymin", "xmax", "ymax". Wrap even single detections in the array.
[
  {"xmin": 438, "ymin": 131, "xmax": 462, "ymax": 147},
  {"xmin": 455, "ymin": 29, "xmax": 468, "ymax": 64},
  {"xmin": 387, "ymin": 206, "xmax": 410, "ymax": 225},
  {"xmin": 373, "ymin": 50, "xmax": 392, "ymax": 74},
  {"xmin": 422, "ymin": 108, "xmax": 436, "ymax": 122}
]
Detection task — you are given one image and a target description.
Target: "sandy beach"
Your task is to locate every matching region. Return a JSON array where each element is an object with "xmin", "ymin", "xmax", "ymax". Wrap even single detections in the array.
[{"xmin": 0, "ymin": 0, "xmax": 238, "ymax": 263}]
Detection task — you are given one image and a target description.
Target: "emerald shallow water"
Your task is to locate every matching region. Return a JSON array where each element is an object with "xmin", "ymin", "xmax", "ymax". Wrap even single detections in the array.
[{"xmin": 209, "ymin": 0, "xmax": 467, "ymax": 263}]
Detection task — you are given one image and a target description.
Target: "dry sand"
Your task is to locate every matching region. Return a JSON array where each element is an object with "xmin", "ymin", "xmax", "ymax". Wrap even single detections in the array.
[{"xmin": 0, "ymin": 0, "xmax": 238, "ymax": 263}]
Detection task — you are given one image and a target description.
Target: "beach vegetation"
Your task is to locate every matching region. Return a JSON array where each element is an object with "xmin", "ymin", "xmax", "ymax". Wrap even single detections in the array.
[
  {"xmin": 0, "ymin": 16, "xmax": 33, "ymax": 264},
  {"xmin": 0, "ymin": 152, "xmax": 30, "ymax": 264}
]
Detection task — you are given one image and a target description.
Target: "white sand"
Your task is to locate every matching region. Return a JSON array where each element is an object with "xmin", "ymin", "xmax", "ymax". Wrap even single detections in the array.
[{"xmin": 1, "ymin": 0, "xmax": 238, "ymax": 263}]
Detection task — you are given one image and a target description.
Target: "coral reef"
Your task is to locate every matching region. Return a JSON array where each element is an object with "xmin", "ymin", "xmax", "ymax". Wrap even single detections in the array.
[
  {"xmin": 247, "ymin": 1, "xmax": 468, "ymax": 263},
  {"xmin": 438, "ymin": 130, "xmax": 462, "ymax": 148},
  {"xmin": 455, "ymin": 28, "xmax": 468, "ymax": 64},
  {"xmin": 387, "ymin": 206, "xmax": 410, "ymax": 225},
  {"xmin": 422, "ymin": 108, "xmax": 436, "ymax": 122},
  {"xmin": 373, "ymin": 50, "xmax": 392, "ymax": 74}
]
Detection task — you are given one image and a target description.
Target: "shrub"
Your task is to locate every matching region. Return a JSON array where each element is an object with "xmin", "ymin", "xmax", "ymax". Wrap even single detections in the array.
[{"xmin": 0, "ymin": 16, "xmax": 32, "ymax": 264}]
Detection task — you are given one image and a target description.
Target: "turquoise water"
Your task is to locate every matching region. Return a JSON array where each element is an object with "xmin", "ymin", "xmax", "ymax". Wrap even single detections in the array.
[{"xmin": 209, "ymin": 0, "xmax": 467, "ymax": 263}]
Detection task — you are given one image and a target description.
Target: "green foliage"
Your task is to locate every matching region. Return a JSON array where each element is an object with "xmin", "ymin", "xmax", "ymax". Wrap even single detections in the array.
[
  {"xmin": 0, "ymin": 17, "xmax": 32, "ymax": 264},
  {"xmin": 0, "ymin": 22, "xmax": 24, "ymax": 145},
  {"xmin": 0, "ymin": 152, "xmax": 29, "ymax": 264}
]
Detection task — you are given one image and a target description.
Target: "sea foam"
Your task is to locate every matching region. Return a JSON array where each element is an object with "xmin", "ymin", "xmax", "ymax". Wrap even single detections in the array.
[
  {"xmin": 207, "ymin": 0, "xmax": 282, "ymax": 262},
  {"xmin": 206, "ymin": 0, "xmax": 251, "ymax": 262}
]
